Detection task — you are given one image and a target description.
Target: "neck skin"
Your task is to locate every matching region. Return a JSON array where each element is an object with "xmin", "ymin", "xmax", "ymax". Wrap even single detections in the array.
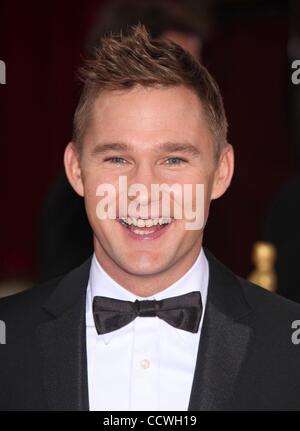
[{"xmin": 93, "ymin": 235, "xmax": 203, "ymax": 297}]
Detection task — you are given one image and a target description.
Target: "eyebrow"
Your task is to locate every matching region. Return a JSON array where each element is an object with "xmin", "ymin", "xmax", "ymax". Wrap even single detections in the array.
[
  {"xmin": 90, "ymin": 142, "xmax": 133, "ymax": 156},
  {"xmin": 158, "ymin": 142, "xmax": 201, "ymax": 156},
  {"xmin": 90, "ymin": 141, "xmax": 201, "ymax": 157}
]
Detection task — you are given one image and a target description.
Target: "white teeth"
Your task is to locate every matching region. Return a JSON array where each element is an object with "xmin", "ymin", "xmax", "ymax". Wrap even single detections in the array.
[
  {"xmin": 132, "ymin": 229, "xmax": 155, "ymax": 235},
  {"xmin": 120, "ymin": 216, "xmax": 172, "ymax": 227}
]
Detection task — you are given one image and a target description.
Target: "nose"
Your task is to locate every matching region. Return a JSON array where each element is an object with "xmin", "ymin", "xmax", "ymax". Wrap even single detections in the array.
[{"xmin": 127, "ymin": 162, "xmax": 160, "ymax": 217}]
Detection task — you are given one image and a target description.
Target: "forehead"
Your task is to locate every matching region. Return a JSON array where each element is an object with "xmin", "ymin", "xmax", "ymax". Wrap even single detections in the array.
[{"xmin": 86, "ymin": 85, "xmax": 210, "ymax": 145}]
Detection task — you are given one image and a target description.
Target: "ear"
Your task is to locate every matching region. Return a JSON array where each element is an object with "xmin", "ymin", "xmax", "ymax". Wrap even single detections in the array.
[
  {"xmin": 211, "ymin": 144, "xmax": 234, "ymax": 200},
  {"xmin": 64, "ymin": 142, "xmax": 84, "ymax": 197}
]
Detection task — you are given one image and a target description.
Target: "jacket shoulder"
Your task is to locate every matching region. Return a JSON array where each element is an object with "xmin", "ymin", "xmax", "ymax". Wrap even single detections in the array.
[
  {"xmin": 0, "ymin": 256, "xmax": 92, "ymax": 341},
  {"xmin": 0, "ymin": 275, "xmax": 62, "ymax": 307},
  {"xmin": 238, "ymin": 276, "xmax": 300, "ymax": 316},
  {"xmin": 237, "ymin": 276, "xmax": 300, "ymax": 352},
  {"xmin": 204, "ymin": 247, "xmax": 300, "ymax": 329},
  {"xmin": 0, "ymin": 275, "xmax": 63, "ymax": 333}
]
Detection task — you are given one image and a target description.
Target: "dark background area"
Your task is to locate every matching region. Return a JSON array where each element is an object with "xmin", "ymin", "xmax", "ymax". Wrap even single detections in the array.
[{"xmin": 0, "ymin": 0, "xmax": 298, "ymax": 285}]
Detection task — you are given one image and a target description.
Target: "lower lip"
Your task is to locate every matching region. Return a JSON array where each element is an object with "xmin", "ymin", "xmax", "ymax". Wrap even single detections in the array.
[{"xmin": 118, "ymin": 220, "xmax": 173, "ymax": 240}]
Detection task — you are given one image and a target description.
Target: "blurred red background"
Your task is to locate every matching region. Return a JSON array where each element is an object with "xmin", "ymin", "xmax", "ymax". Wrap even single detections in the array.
[{"xmin": 0, "ymin": 0, "xmax": 296, "ymax": 281}]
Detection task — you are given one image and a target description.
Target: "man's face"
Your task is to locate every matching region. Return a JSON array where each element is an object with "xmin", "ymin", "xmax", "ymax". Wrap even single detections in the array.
[{"xmin": 65, "ymin": 85, "xmax": 233, "ymax": 288}]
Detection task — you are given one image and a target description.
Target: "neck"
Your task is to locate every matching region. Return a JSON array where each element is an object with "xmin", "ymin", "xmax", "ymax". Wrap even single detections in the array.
[{"xmin": 93, "ymin": 239, "xmax": 203, "ymax": 297}]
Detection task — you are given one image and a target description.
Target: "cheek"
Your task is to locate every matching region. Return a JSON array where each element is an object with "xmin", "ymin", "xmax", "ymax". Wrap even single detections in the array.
[
  {"xmin": 177, "ymin": 173, "xmax": 213, "ymax": 199},
  {"xmin": 83, "ymin": 180, "xmax": 99, "ymax": 210},
  {"xmin": 182, "ymin": 174, "xmax": 214, "ymax": 225},
  {"xmin": 82, "ymin": 171, "xmax": 117, "ymax": 201},
  {"xmin": 83, "ymin": 173, "xmax": 124, "ymax": 226},
  {"xmin": 81, "ymin": 173, "xmax": 105, "ymax": 221}
]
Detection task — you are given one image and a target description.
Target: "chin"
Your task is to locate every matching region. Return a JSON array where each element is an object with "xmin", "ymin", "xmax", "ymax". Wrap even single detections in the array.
[{"xmin": 118, "ymin": 256, "xmax": 167, "ymax": 277}]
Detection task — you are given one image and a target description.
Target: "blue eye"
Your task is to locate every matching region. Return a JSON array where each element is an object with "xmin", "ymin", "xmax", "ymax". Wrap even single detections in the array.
[
  {"xmin": 165, "ymin": 157, "xmax": 186, "ymax": 165},
  {"xmin": 106, "ymin": 157, "xmax": 126, "ymax": 164}
]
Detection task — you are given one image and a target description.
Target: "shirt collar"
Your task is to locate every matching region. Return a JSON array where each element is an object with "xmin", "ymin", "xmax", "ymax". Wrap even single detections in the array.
[{"xmin": 86, "ymin": 248, "xmax": 209, "ymax": 345}]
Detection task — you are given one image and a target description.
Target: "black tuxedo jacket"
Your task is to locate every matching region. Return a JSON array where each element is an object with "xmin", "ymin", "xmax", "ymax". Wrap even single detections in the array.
[{"xmin": 1, "ymin": 249, "xmax": 300, "ymax": 411}]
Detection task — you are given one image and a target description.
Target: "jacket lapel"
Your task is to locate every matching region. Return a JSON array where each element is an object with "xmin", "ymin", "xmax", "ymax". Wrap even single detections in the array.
[
  {"xmin": 188, "ymin": 249, "xmax": 254, "ymax": 411},
  {"xmin": 36, "ymin": 257, "xmax": 92, "ymax": 411}
]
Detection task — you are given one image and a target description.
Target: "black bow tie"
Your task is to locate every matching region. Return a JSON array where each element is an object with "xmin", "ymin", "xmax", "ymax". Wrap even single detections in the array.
[{"xmin": 92, "ymin": 291, "xmax": 202, "ymax": 335}]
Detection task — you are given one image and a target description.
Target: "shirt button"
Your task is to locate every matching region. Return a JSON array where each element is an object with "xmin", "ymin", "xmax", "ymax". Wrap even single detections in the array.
[{"xmin": 140, "ymin": 359, "xmax": 150, "ymax": 369}]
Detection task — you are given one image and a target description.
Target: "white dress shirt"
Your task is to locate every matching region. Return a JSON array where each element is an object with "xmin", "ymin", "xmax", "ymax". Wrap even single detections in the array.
[{"xmin": 86, "ymin": 248, "xmax": 209, "ymax": 411}]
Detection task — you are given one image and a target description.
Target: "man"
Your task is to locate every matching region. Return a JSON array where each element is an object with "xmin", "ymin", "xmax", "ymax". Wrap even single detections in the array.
[
  {"xmin": 1, "ymin": 24, "xmax": 300, "ymax": 411},
  {"xmin": 37, "ymin": 0, "xmax": 205, "ymax": 282}
]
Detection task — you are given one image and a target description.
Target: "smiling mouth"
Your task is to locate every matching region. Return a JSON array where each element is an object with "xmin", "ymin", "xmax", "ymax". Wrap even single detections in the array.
[{"xmin": 118, "ymin": 216, "xmax": 173, "ymax": 237}]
